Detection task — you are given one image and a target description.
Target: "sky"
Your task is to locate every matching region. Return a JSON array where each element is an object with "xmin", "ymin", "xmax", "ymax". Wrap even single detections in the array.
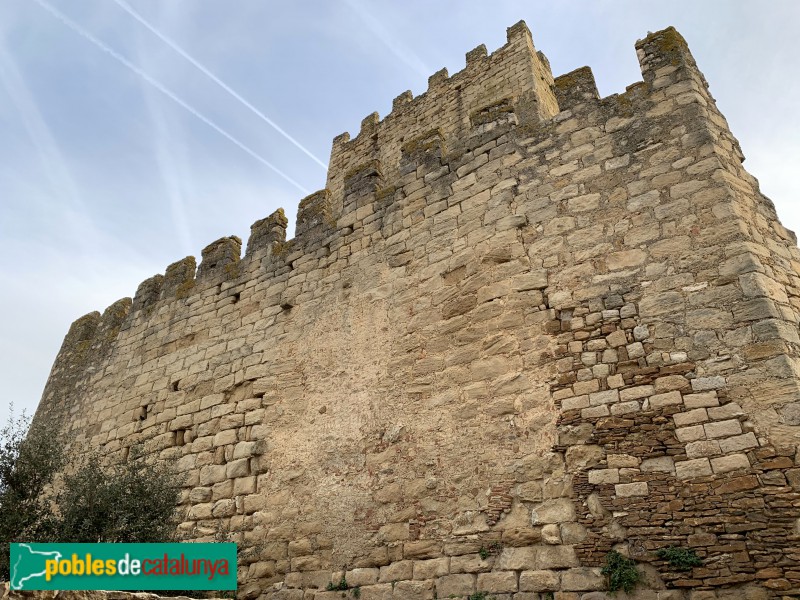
[{"xmin": 1, "ymin": 1, "xmax": 799, "ymax": 425}]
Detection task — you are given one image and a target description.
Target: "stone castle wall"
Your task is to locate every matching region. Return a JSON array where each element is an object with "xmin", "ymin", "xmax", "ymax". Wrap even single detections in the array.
[{"xmin": 33, "ymin": 22, "xmax": 800, "ymax": 600}]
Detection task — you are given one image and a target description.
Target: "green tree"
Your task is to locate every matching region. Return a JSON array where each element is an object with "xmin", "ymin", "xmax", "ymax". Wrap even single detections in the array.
[
  {"xmin": 56, "ymin": 446, "xmax": 181, "ymax": 543},
  {"xmin": 1, "ymin": 410, "xmax": 182, "ymax": 581},
  {"xmin": 0, "ymin": 408, "xmax": 64, "ymax": 579}
]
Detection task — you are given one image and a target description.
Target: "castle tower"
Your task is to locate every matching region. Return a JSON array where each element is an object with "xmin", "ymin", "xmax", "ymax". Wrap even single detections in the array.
[{"xmin": 33, "ymin": 23, "xmax": 800, "ymax": 599}]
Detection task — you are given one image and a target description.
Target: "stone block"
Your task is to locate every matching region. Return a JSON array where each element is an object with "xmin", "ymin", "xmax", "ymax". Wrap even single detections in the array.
[
  {"xmin": 379, "ymin": 523, "xmax": 409, "ymax": 542},
  {"xmin": 449, "ymin": 553, "xmax": 494, "ymax": 573},
  {"xmin": 560, "ymin": 522, "xmax": 588, "ymax": 544},
  {"xmin": 627, "ymin": 342, "xmax": 646, "ymax": 358},
  {"xmin": 199, "ymin": 464, "xmax": 227, "ymax": 486},
  {"xmin": 707, "ymin": 403, "xmax": 744, "ymax": 420},
  {"xmin": 640, "ymin": 456, "xmax": 675, "ymax": 473},
  {"xmin": 650, "ymin": 391, "xmax": 683, "ymax": 407},
  {"xmin": 606, "ymin": 330, "xmax": 628, "ymax": 347},
  {"xmin": 404, "ymin": 540, "xmax": 441, "ymax": 559},
  {"xmin": 589, "ymin": 389, "xmax": 619, "ymax": 405},
  {"xmin": 560, "ymin": 567, "xmax": 605, "ymax": 591},
  {"xmin": 615, "ymin": 481, "xmax": 648, "ymax": 497},
  {"xmin": 565, "ymin": 445, "xmax": 604, "ymax": 470},
  {"xmin": 289, "ymin": 538, "xmax": 313, "ymax": 557},
  {"xmin": 189, "ymin": 486, "xmax": 212, "ymax": 503},
  {"xmin": 718, "ymin": 432, "xmax": 758, "ymax": 453},
  {"xmin": 531, "ymin": 498, "xmax": 576, "ymax": 524},
  {"xmin": 519, "ymin": 569, "xmax": 560, "ymax": 592},
  {"xmin": 226, "ymin": 458, "xmax": 250, "ymax": 478},
  {"xmin": 393, "ymin": 579, "xmax": 434, "ymax": 600},
  {"xmin": 607, "ymin": 374, "xmax": 625, "ymax": 388},
  {"xmin": 588, "ymin": 468, "xmax": 620, "ymax": 484},
  {"xmin": 691, "ymin": 376, "xmax": 726, "ymax": 391},
  {"xmin": 562, "ymin": 395, "xmax": 590, "ymax": 410},
  {"xmin": 685, "ymin": 440, "xmax": 721, "ymax": 458},
  {"xmin": 211, "ymin": 498, "xmax": 235, "ymax": 517},
  {"xmin": 213, "ymin": 428, "xmax": 238, "ymax": 446},
  {"xmin": 435, "ymin": 574, "xmax": 475, "ymax": 597},
  {"xmin": 536, "ymin": 544, "xmax": 579, "ymax": 569},
  {"xmin": 610, "ymin": 400, "xmax": 640, "ymax": 415},
  {"xmin": 710, "ymin": 453, "xmax": 750, "ymax": 474},
  {"xmin": 233, "ymin": 440, "xmax": 266, "ymax": 459},
  {"xmin": 233, "ymin": 475, "xmax": 256, "ymax": 495},
  {"xmin": 359, "ymin": 583, "xmax": 393, "ymax": 600},
  {"xmin": 497, "ymin": 547, "xmax": 538, "ymax": 570},
  {"xmin": 380, "ymin": 560, "xmax": 413, "ymax": 582},
  {"xmin": 541, "ymin": 523, "xmax": 561, "ymax": 544},
  {"xmin": 607, "ymin": 454, "xmax": 639, "ymax": 468},
  {"xmin": 684, "ymin": 392, "xmax": 719, "ymax": 408},
  {"xmin": 704, "ymin": 419, "xmax": 742, "ymax": 438},
  {"xmin": 477, "ymin": 571, "xmax": 518, "ymax": 593},
  {"xmin": 581, "ymin": 405, "xmax": 610, "ymax": 418},
  {"xmin": 187, "ymin": 502, "xmax": 212, "ymax": 520},
  {"xmin": 673, "ymin": 408, "xmax": 709, "ymax": 427},
  {"xmin": 619, "ymin": 385, "xmax": 654, "ymax": 401},
  {"xmin": 346, "ymin": 567, "xmax": 380, "ymax": 586},
  {"xmin": 284, "ymin": 570, "xmax": 331, "ymax": 589},
  {"xmin": 676, "ymin": 458, "xmax": 713, "ymax": 479},
  {"xmin": 675, "ymin": 425, "xmax": 706, "ymax": 442},
  {"xmin": 412, "ymin": 558, "xmax": 449, "ymax": 580}
]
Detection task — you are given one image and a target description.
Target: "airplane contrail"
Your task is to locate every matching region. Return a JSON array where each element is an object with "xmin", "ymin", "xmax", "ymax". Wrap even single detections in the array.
[
  {"xmin": 110, "ymin": 0, "xmax": 328, "ymax": 171},
  {"xmin": 31, "ymin": 0, "xmax": 310, "ymax": 195}
]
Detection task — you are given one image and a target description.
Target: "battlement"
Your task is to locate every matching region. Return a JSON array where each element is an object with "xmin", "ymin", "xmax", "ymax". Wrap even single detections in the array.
[
  {"xmin": 60, "ymin": 25, "xmax": 722, "ymax": 341},
  {"xmin": 326, "ymin": 20, "xmax": 559, "ymax": 216},
  {"xmin": 33, "ymin": 23, "xmax": 800, "ymax": 598}
]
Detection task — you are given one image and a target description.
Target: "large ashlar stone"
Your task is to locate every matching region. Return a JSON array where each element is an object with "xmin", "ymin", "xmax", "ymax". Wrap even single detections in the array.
[
  {"xmin": 536, "ymin": 545, "xmax": 579, "ymax": 569},
  {"xmin": 739, "ymin": 272, "xmax": 789, "ymax": 304},
  {"xmin": 531, "ymin": 498, "xmax": 576, "ymax": 524},
  {"xmin": 560, "ymin": 567, "xmax": 605, "ymax": 591},
  {"xmin": 676, "ymin": 458, "xmax": 713, "ymax": 479},
  {"xmin": 358, "ymin": 584, "xmax": 393, "ymax": 600},
  {"xmin": 379, "ymin": 560, "xmax": 413, "ymax": 582},
  {"xmin": 476, "ymin": 571, "xmax": 519, "ymax": 593},
  {"xmin": 449, "ymin": 553, "xmax": 494, "ymax": 573},
  {"xmin": 519, "ymin": 569, "xmax": 560, "ymax": 592},
  {"xmin": 497, "ymin": 546, "xmax": 538, "ymax": 570},
  {"xmin": 412, "ymin": 558, "xmax": 449, "ymax": 579},
  {"xmin": 710, "ymin": 453, "xmax": 750, "ymax": 473},
  {"xmin": 392, "ymin": 579, "xmax": 433, "ymax": 600},
  {"xmin": 565, "ymin": 444, "xmax": 604, "ymax": 470},
  {"xmin": 435, "ymin": 574, "xmax": 475, "ymax": 597}
]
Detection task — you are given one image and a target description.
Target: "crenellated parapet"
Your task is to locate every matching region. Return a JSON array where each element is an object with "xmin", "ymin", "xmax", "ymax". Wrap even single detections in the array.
[
  {"xmin": 50, "ymin": 22, "xmax": 731, "ymax": 368},
  {"xmin": 325, "ymin": 20, "xmax": 559, "ymax": 220}
]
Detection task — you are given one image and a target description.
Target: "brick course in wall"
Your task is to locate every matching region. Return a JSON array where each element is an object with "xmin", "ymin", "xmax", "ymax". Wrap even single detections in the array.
[{"xmin": 31, "ymin": 22, "xmax": 800, "ymax": 600}]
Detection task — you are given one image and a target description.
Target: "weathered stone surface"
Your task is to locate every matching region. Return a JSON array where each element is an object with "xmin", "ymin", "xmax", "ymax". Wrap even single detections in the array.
[
  {"xmin": 676, "ymin": 458, "xmax": 713, "ymax": 479},
  {"xmin": 476, "ymin": 570, "xmax": 518, "ymax": 593},
  {"xmin": 536, "ymin": 545, "xmax": 579, "ymax": 569},
  {"xmin": 26, "ymin": 22, "xmax": 799, "ymax": 600},
  {"xmin": 518, "ymin": 570, "xmax": 559, "ymax": 592},
  {"xmin": 435, "ymin": 574, "xmax": 475, "ymax": 597},
  {"xmin": 560, "ymin": 567, "xmax": 605, "ymax": 591},
  {"xmin": 497, "ymin": 547, "xmax": 538, "ymax": 571},
  {"xmin": 531, "ymin": 498, "xmax": 577, "ymax": 524}
]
